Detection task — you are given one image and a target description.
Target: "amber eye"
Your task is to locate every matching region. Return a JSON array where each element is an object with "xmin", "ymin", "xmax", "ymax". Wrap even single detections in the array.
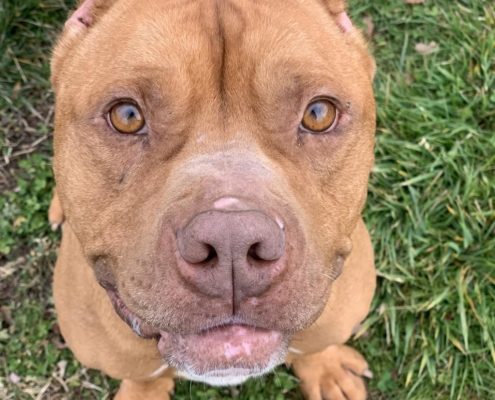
[
  {"xmin": 108, "ymin": 102, "xmax": 145, "ymax": 134},
  {"xmin": 301, "ymin": 99, "xmax": 338, "ymax": 133}
]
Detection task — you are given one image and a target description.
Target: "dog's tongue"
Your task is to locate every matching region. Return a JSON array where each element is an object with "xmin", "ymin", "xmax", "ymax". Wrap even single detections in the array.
[{"xmin": 157, "ymin": 325, "xmax": 283, "ymax": 374}]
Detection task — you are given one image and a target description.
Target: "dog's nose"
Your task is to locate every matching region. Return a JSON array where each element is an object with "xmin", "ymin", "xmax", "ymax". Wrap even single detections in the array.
[{"xmin": 176, "ymin": 210, "xmax": 286, "ymax": 300}]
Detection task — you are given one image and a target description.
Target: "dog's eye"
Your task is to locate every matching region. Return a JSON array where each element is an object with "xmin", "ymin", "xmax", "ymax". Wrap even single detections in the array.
[
  {"xmin": 108, "ymin": 102, "xmax": 145, "ymax": 134},
  {"xmin": 301, "ymin": 99, "xmax": 338, "ymax": 133}
]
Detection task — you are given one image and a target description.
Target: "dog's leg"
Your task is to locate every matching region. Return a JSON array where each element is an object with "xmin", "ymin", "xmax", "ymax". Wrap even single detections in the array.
[
  {"xmin": 290, "ymin": 219, "xmax": 376, "ymax": 400},
  {"xmin": 114, "ymin": 374, "xmax": 175, "ymax": 400},
  {"xmin": 48, "ymin": 187, "xmax": 64, "ymax": 230},
  {"xmin": 292, "ymin": 344, "xmax": 371, "ymax": 400}
]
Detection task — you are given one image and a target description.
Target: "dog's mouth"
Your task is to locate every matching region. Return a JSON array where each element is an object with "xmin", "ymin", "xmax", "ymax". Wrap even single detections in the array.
[
  {"xmin": 105, "ymin": 287, "xmax": 288, "ymax": 384},
  {"xmin": 106, "ymin": 288, "xmax": 159, "ymax": 338},
  {"xmin": 159, "ymin": 324, "xmax": 287, "ymax": 385}
]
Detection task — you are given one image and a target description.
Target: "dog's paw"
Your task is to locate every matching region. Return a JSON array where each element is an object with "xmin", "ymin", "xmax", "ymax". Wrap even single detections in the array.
[
  {"xmin": 48, "ymin": 188, "xmax": 65, "ymax": 230},
  {"xmin": 292, "ymin": 344, "xmax": 372, "ymax": 400}
]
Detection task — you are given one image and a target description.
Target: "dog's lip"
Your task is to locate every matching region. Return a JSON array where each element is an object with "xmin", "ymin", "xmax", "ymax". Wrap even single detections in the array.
[
  {"xmin": 161, "ymin": 322, "xmax": 275, "ymax": 338},
  {"xmin": 157, "ymin": 323, "xmax": 286, "ymax": 377},
  {"xmin": 105, "ymin": 287, "xmax": 160, "ymax": 339},
  {"xmin": 104, "ymin": 286, "xmax": 277, "ymax": 338},
  {"xmin": 103, "ymin": 283, "xmax": 287, "ymax": 377}
]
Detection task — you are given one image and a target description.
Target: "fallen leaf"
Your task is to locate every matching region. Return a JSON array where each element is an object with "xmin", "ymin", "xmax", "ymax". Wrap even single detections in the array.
[
  {"xmin": 0, "ymin": 329, "xmax": 10, "ymax": 341},
  {"xmin": 0, "ymin": 257, "xmax": 25, "ymax": 279},
  {"xmin": 405, "ymin": 0, "xmax": 425, "ymax": 4},
  {"xmin": 8, "ymin": 373, "xmax": 21, "ymax": 384},
  {"xmin": 362, "ymin": 15, "xmax": 374, "ymax": 39},
  {"xmin": 57, "ymin": 360, "xmax": 68, "ymax": 379},
  {"xmin": 415, "ymin": 41, "xmax": 439, "ymax": 55},
  {"xmin": 12, "ymin": 82, "xmax": 22, "ymax": 100},
  {"xmin": 13, "ymin": 216, "xmax": 26, "ymax": 228}
]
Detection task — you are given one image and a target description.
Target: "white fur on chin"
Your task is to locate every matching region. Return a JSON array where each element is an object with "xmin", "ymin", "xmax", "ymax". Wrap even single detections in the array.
[
  {"xmin": 171, "ymin": 335, "xmax": 289, "ymax": 386},
  {"xmin": 178, "ymin": 367, "xmax": 271, "ymax": 387}
]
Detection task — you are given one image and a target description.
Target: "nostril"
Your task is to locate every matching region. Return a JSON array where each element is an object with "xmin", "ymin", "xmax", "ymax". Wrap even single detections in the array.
[
  {"xmin": 177, "ymin": 210, "xmax": 284, "ymax": 268},
  {"xmin": 180, "ymin": 241, "xmax": 218, "ymax": 265},
  {"xmin": 203, "ymin": 245, "xmax": 217, "ymax": 263},
  {"xmin": 248, "ymin": 243, "xmax": 264, "ymax": 262},
  {"xmin": 247, "ymin": 238, "xmax": 284, "ymax": 263},
  {"xmin": 177, "ymin": 228, "xmax": 219, "ymax": 264}
]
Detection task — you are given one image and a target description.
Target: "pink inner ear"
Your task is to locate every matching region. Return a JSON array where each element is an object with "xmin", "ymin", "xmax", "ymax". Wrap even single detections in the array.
[
  {"xmin": 336, "ymin": 11, "xmax": 353, "ymax": 33},
  {"xmin": 65, "ymin": 0, "xmax": 95, "ymax": 28}
]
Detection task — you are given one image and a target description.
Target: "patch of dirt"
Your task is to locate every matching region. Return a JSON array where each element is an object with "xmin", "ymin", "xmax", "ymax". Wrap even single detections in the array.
[{"xmin": 0, "ymin": 101, "xmax": 54, "ymax": 193}]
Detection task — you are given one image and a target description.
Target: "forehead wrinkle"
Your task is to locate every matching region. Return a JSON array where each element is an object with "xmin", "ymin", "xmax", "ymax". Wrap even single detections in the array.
[
  {"xmin": 212, "ymin": 2, "xmax": 323, "ymax": 89},
  {"xmin": 117, "ymin": 1, "xmax": 211, "ymax": 59},
  {"xmin": 212, "ymin": 0, "xmax": 249, "ymax": 109}
]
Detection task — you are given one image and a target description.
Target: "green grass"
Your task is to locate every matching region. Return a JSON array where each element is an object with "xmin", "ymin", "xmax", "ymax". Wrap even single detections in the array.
[{"xmin": 1, "ymin": 0, "xmax": 494, "ymax": 398}]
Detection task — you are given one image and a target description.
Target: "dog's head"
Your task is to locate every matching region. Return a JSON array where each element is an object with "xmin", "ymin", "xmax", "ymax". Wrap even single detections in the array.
[{"xmin": 51, "ymin": 0, "xmax": 375, "ymax": 385}]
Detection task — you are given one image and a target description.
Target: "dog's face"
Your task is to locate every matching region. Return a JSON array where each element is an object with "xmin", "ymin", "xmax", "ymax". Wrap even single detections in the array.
[{"xmin": 52, "ymin": 0, "xmax": 375, "ymax": 385}]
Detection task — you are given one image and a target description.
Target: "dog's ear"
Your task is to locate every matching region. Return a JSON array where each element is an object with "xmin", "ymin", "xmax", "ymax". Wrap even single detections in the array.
[
  {"xmin": 319, "ymin": 0, "xmax": 346, "ymax": 13},
  {"xmin": 51, "ymin": 0, "xmax": 119, "ymax": 90},
  {"xmin": 64, "ymin": 0, "xmax": 118, "ymax": 34},
  {"xmin": 319, "ymin": 0, "xmax": 376, "ymax": 79},
  {"xmin": 318, "ymin": 0, "xmax": 352, "ymax": 32}
]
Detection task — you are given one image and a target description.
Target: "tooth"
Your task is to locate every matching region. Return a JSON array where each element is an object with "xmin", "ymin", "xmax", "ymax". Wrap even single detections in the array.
[{"xmin": 131, "ymin": 318, "xmax": 142, "ymax": 337}]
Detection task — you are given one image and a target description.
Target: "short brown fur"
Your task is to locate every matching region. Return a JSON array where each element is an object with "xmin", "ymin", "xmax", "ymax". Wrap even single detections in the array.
[{"xmin": 51, "ymin": 0, "xmax": 377, "ymax": 398}]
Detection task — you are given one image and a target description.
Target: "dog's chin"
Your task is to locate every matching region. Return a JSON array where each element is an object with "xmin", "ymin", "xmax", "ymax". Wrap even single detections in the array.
[
  {"xmin": 104, "ymin": 287, "xmax": 289, "ymax": 385},
  {"xmin": 158, "ymin": 324, "xmax": 289, "ymax": 386},
  {"xmin": 177, "ymin": 365, "xmax": 279, "ymax": 387}
]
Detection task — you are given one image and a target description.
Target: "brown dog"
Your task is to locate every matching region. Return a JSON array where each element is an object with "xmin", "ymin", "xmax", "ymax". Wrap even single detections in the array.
[{"xmin": 49, "ymin": 0, "xmax": 377, "ymax": 398}]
